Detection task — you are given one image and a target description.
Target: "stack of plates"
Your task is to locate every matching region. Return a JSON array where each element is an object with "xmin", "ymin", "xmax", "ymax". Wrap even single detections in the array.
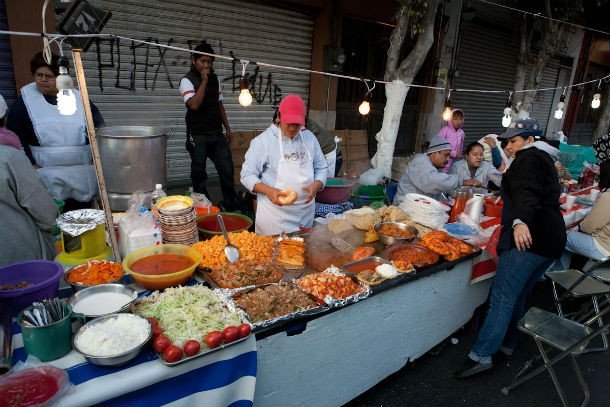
[
  {"xmin": 399, "ymin": 193, "xmax": 450, "ymax": 230},
  {"xmin": 157, "ymin": 196, "xmax": 198, "ymax": 245}
]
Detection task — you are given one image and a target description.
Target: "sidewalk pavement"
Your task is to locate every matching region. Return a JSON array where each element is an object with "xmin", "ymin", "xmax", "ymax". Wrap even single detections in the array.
[{"xmin": 345, "ymin": 279, "xmax": 610, "ymax": 406}]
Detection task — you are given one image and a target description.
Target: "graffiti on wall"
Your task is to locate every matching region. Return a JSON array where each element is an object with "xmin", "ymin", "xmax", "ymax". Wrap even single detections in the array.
[{"xmin": 93, "ymin": 37, "xmax": 282, "ymax": 105}]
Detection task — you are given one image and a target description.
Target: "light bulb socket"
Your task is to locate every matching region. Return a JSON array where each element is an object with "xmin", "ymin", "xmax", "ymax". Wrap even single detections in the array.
[
  {"xmin": 58, "ymin": 56, "xmax": 70, "ymax": 70},
  {"xmin": 240, "ymin": 76, "xmax": 249, "ymax": 91},
  {"xmin": 559, "ymin": 94, "xmax": 565, "ymax": 103}
]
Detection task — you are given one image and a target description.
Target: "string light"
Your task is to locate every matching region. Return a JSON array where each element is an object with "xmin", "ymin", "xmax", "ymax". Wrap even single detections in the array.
[
  {"xmin": 238, "ymin": 60, "xmax": 252, "ymax": 107},
  {"xmin": 554, "ymin": 88, "xmax": 566, "ymax": 119},
  {"xmin": 502, "ymin": 92, "xmax": 513, "ymax": 127},
  {"xmin": 442, "ymin": 89, "xmax": 452, "ymax": 121},
  {"xmin": 359, "ymin": 80, "xmax": 375, "ymax": 116},
  {"xmin": 591, "ymin": 80, "xmax": 602, "ymax": 109},
  {"xmin": 56, "ymin": 56, "xmax": 77, "ymax": 116}
]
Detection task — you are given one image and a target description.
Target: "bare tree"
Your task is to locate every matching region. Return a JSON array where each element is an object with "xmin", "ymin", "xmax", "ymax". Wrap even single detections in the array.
[
  {"xmin": 371, "ymin": 0, "xmax": 442, "ymax": 177},
  {"xmin": 593, "ymin": 80, "xmax": 610, "ymax": 139}
]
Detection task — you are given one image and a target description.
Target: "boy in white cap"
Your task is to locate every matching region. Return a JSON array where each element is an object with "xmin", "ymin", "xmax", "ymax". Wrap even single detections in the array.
[{"xmin": 393, "ymin": 134, "xmax": 459, "ymax": 204}]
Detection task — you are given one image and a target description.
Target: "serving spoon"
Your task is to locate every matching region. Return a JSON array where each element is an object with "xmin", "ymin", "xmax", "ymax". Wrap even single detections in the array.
[{"xmin": 218, "ymin": 214, "xmax": 240, "ymax": 263}]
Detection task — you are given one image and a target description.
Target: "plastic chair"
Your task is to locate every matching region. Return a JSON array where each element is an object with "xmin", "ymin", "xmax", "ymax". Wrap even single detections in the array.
[
  {"xmin": 502, "ymin": 304, "xmax": 610, "ymax": 406},
  {"xmin": 545, "ymin": 257, "xmax": 610, "ymax": 352}
]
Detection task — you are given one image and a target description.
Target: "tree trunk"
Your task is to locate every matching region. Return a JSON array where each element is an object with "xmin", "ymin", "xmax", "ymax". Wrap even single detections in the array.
[
  {"xmin": 593, "ymin": 83, "xmax": 610, "ymax": 140},
  {"xmin": 371, "ymin": 0, "xmax": 441, "ymax": 177},
  {"xmin": 512, "ymin": 17, "xmax": 529, "ymax": 110}
]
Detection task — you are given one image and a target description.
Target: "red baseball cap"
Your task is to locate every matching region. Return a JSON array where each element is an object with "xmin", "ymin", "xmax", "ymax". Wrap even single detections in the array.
[{"xmin": 278, "ymin": 94, "xmax": 306, "ymax": 126}]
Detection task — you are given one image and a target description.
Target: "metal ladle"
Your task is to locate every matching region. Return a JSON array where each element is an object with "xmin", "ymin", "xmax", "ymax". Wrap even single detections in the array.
[{"xmin": 217, "ymin": 214, "xmax": 239, "ymax": 263}]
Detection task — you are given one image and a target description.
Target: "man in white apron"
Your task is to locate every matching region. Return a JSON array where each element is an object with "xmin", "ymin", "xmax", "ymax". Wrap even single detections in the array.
[
  {"xmin": 241, "ymin": 95, "xmax": 328, "ymax": 235},
  {"xmin": 7, "ymin": 52, "xmax": 101, "ymax": 205}
]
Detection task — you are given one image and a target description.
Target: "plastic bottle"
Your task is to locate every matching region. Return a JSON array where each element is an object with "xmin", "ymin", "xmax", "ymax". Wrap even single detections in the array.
[{"xmin": 151, "ymin": 184, "xmax": 167, "ymax": 221}]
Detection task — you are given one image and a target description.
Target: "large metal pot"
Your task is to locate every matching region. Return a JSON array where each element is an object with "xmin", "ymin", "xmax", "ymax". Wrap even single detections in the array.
[{"xmin": 97, "ymin": 126, "xmax": 170, "ymax": 207}]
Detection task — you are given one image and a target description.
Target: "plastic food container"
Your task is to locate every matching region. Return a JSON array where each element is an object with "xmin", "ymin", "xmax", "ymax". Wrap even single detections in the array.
[
  {"xmin": 484, "ymin": 203, "xmax": 503, "ymax": 217},
  {"xmin": 197, "ymin": 212, "xmax": 252, "ymax": 239},
  {"xmin": 0, "ymin": 260, "xmax": 63, "ymax": 318},
  {"xmin": 122, "ymin": 244, "xmax": 202, "ymax": 290},
  {"xmin": 63, "ymin": 260, "xmax": 125, "ymax": 292},
  {"xmin": 315, "ymin": 178, "xmax": 355, "ymax": 204}
]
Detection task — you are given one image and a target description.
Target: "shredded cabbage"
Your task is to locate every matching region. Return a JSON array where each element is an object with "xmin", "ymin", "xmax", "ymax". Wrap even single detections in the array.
[{"xmin": 133, "ymin": 285, "xmax": 242, "ymax": 342}]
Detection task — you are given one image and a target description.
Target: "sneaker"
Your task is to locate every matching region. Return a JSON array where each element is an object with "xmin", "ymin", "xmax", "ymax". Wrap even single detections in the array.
[{"xmin": 453, "ymin": 358, "xmax": 493, "ymax": 379}]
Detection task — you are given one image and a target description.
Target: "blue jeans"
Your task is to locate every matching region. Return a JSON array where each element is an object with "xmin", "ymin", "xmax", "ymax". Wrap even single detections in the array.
[
  {"xmin": 469, "ymin": 249, "xmax": 554, "ymax": 363},
  {"xmin": 550, "ymin": 230, "xmax": 607, "ymax": 271}
]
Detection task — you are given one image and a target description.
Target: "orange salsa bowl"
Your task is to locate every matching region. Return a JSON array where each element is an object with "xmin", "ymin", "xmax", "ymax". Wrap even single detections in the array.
[{"xmin": 122, "ymin": 244, "xmax": 202, "ymax": 290}]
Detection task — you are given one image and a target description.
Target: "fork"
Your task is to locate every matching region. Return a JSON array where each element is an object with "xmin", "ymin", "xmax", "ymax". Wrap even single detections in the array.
[{"xmin": 331, "ymin": 237, "xmax": 353, "ymax": 253}]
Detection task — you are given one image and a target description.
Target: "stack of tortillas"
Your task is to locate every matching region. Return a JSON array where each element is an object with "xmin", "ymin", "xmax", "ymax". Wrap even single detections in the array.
[{"xmin": 399, "ymin": 193, "xmax": 449, "ymax": 230}]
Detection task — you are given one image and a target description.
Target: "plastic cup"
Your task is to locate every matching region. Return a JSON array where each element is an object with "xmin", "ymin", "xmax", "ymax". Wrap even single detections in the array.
[
  {"xmin": 565, "ymin": 195, "xmax": 577, "ymax": 209},
  {"xmin": 590, "ymin": 189, "xmax": 600, "ymax": 202}
]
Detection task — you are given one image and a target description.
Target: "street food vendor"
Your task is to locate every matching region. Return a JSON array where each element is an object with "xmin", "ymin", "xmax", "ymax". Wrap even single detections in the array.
[
  {"xmin": 450, "ymin": 141, "xmax": 502, "ymax": 193},
  {"xmin": 393, "ymin": 135, "xmax": 459, "ymax": 204},
  {"xmin": 0, "ymin": 144, "xmax": 57, "ymax": 265},
  {"xmin": 240, "ymin": 94, "xmax": 328, "ymax": 235},
  {"xmin": 6, "ymin": 51, "xmax": 105, "ymax": 211}
]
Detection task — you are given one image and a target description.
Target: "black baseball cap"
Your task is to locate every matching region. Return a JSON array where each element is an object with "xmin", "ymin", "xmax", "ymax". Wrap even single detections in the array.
[{"xmin": 498, "ymin": 118, "xmax": 542, "ymax": 140}]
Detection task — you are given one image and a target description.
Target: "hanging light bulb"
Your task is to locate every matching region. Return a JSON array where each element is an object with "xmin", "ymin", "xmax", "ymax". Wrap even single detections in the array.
[
  {"xmin": 359, "ymin": 94, "xmax": 371, "ymax": 115},
  {"xmin": 56, "ymin": 57, "xmax": 76, "ymax": 116},
  {"xmin": 554, "ymin": 94, "xmax": 566, "ymax": 119},
  {"xmin": 238, "ymin": 77, "xmax": 252, "ymax": 107},
  {"xmin": 502, "ymin": 92, "xmax": 513, "ymax": 127},
  {"xmin": 441, "ymin": 89, "xmax": 452, "ymax": 121},
  {"xmin": 591, "ymin": 93, "xmax": 601, "ymax": 109},
  {"xmin": 358, "ymin": 79, "xmax": 375, "ymax": 116}
]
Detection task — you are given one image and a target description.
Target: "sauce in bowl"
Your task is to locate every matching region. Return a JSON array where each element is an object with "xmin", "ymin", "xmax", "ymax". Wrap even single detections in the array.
[{"xmin": 130, "ymin": 253, "xmax": 194, "ymax": 275}]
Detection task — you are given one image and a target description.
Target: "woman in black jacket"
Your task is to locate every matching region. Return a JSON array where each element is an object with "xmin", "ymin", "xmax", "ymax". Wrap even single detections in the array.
[{"xmin": 455, "ymin": 118, "xmax": 566, "ymax": 378}]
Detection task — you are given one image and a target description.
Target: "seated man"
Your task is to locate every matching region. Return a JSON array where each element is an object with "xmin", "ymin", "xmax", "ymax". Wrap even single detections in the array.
[{"xmin": 393, "ymin": 135, "xmax": 459, "ymax": 204}]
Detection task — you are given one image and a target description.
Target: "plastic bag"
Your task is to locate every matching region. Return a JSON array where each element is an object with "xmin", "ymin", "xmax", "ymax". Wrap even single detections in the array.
[
  {"xmin": 358, "ymin": 168, "xmax": 385, "ymax": 186},
  {"xmin": 0, "ymin": 355, "xmax": 71, "ymax": 407},
  {"xmin": 119, "ymin": 191, "xmax": 162, "ymax": 257},
  {"xmin": 191, "ymin": 192, "xmax": 212, "ymax": 211},
  {"xmin": 455, "ymin": 212, "xmax": 492, "ymax": 247}
]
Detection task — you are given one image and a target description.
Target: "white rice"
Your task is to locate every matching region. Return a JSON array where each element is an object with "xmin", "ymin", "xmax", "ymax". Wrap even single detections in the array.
[{"xmin": 75, "ymin": 315, "xmax": 150, "ymax": 356}]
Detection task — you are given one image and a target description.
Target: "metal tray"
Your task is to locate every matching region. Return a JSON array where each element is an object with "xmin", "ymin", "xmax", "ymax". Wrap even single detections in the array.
[
  {"xmin": 228, "ymin": 283, "xmax": 329, "ymax": 331},
  {"xmin": 384, "ymin": 243, "xmax": 440, "ymax": 268},
  {"xmin": 197, "ymin": 264, "xmax": 283, "ymax": 290},
  {"xmin": 294, "ymin": 267, "xmax": 371, "ymax": 308},
  {"xmin": 341, "ymin": 256, "xmax": 390, "ymax": 274},
  {"xmin": 159, "ymin": 332, "xmax": 251, "ymax": 367}
]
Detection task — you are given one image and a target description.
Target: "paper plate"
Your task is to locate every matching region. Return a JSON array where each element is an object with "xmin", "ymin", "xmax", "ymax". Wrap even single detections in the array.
[{"xmin": 157, "ymin": 196, "xmax": 194, "ymax": 215}]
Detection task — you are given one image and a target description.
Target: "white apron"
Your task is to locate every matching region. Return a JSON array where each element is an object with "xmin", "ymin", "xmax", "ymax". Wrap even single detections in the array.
[
  {"xmin": 21, "ymin": 83, "xmax": 97, "ymax": 201},
  {"xmin": 255, "ymin": 129, "xmax": 315, "ymax": 236}
]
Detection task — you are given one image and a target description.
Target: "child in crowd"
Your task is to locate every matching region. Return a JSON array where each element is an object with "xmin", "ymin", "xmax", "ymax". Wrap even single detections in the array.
[{"xmin": 437, "ymin": 108, "xmax": 465, "ymax": 172}]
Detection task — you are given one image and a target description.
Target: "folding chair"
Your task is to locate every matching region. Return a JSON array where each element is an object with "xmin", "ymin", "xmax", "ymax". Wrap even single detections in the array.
[
  {"xmin": 501, "ymin": 304, "xmax": 610, "ymax": 406},
  {"xmin": 545, "ymin": 257, "xmax": 610, "ymax": 352}
]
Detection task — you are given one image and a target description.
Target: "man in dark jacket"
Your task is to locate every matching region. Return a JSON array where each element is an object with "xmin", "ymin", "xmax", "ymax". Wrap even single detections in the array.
[
  {"xmin": 179, "ymin": 41, "xmax": 238, "ymax": 211},
  {"xmin": 455, "ymin": 118, "xmax": 566, "ymax": 378}
]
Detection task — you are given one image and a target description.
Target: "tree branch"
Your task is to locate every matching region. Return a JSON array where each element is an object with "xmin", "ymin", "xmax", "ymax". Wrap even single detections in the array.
[{"xmin": 385, "ymin": 3, "xmax": 410, "ymax": 80}]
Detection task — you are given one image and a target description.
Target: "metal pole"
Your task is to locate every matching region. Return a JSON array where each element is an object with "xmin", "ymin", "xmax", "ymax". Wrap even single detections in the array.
[{"xmin": 71, "ymin": 49, "xmax": 121, "ymax": 263}]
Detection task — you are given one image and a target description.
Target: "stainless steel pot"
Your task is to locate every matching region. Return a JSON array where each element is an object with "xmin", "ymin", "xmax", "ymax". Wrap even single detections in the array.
[{"xmin": 97, "ymin": 126, "xmax": 171, "ymax": 195}]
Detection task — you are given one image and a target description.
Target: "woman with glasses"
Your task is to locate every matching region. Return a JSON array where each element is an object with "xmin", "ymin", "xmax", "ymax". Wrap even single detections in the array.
[
  {"xmin": 6, "ymin": 51, "xmax": 105, "ymax": 211},
  {"xmin": 240, "ymin": 94, "xmax": 328, "ymax": 235}
]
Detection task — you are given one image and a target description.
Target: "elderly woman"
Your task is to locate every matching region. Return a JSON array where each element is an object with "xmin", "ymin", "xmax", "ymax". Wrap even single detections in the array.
[
  {"xmin": 0, "ymin": 144, "xmax": 58, "ymax": 265},
  {"xmin": 450, "ymin": 141, "xmax": 502, "ymax": 193},
  {"xmin": 455, "ymin": 118, "xmax": 566, "ymax": 378},
  {"xmin": 240, "ymin": 94, "xmax": 327, "ymax": 235},
  {"xmin": 6, "ymin": 51, "xmax": 104, "ymax": 211},
  {"xmin": 556, "ymin": 134, "xmax": 610, "ymax": 267}
]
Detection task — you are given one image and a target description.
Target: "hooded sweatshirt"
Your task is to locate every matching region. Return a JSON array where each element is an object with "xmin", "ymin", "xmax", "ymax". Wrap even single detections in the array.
[
  {"xmin": 497, "ymin": 140, "xmax": 566, "ymax": 258},
  {"xmin": 437, "ymin": 108, "xmax": 465, "ymax": 172},
  {"xmin": 393, "ymin": 153, "xmax": 459, "ymax": 204}
]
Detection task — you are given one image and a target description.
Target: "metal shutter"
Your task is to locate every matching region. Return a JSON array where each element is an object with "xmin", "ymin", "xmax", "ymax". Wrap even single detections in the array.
[
  {"xmin": 452, "ymin": 22, "xmax": 519, "ymax": 144},
  {"xmin": 73, "ymin": 0, "xmax": 313, "ymax": 182},
  {"xmin": 0, "ymin": 0, "xmax": 17, "ymax": 108},
  {"xmin": 452, "ymin": 6, "xmax": 563, "ymax": 145}
]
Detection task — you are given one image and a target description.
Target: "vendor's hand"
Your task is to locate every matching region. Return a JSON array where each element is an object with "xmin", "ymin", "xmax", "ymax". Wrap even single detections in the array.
[
  {"xmin": 513, "ymin": 223, "xmax": 532, "ymax": 251},
  {"xmin": 302, "ymin": 181, "xmax": 322, "ymax": 204},
  {"xmin": 483, "ymin": 136, "xmax": 497, "ymax": 148},
  {"xmin": 225, "ymin": 129, "xmax": 233, "ymax": 145},
  {"xmin": 463, "ymin": 179, "xmax": 483, "ymax": 188},
  {"xmin": 266, "ymin": 187, "xmax": 284, "ymax": 206}
]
